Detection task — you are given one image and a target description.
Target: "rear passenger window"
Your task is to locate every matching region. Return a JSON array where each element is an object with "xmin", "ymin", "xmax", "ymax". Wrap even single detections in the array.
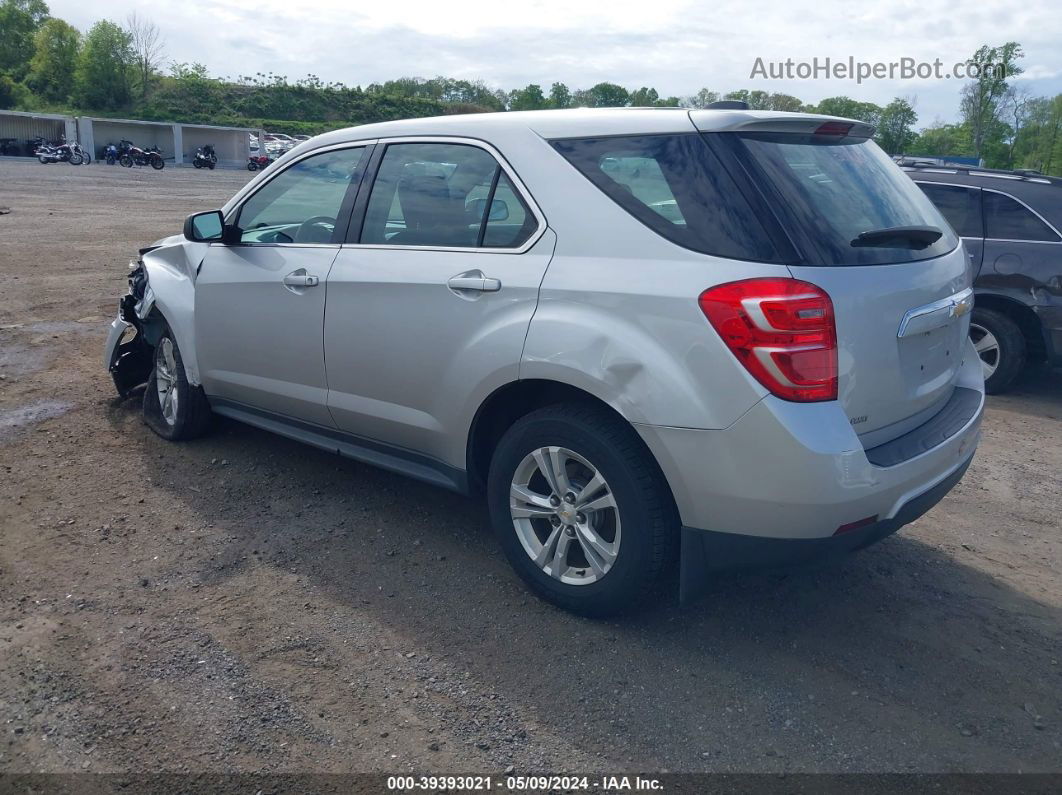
[
  {"xmin": 552, "ymin": 134, "xmax": 781, "ymax": 262},
  {"xmin": 359, "ymin": 142, "xmax": 538, "ymax": 249},
  {"xmin": 984, "ymin": 192, "xmax": 1060, "ymax": 242},
  {"xmin": 917, "ymin": 183, "xmax": 983, "ymax": 238}
]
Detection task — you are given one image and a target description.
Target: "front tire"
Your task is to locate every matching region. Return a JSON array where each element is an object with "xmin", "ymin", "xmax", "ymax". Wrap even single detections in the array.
[
  {"xmin": 119, "ymin": 154, "xmax": 133, "ymax": 168},
  {"xmin": 143, "ymin": 329, "xmax": 212, "ymax": 440},
  {"xmin": 487, "ymin": 404, "xmax": 677, "ymax": 616},
  {"xmin": 69, "ymin": 152, "xmax": 83, "ymax": 165},
  {"xmin": 970, "ymin": 307, "xmax": 1025, "ymax": 394},
  {"xmin": 151, "ymin": 155, "xmax": 164, "ymax": 170}
]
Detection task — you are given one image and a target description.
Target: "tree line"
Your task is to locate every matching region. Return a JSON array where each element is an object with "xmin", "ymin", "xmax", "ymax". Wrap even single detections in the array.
[{"xmin": 1, "ymin": 0, "xmax": 1060, "ymax": 174}]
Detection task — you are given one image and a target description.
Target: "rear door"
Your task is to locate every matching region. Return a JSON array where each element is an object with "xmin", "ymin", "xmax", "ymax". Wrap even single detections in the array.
[
  {"xmin": 323, "ymin": 139, "xmax": 553, "ymax": 465},
  {"xmin": 724, "ymin": 129, "xmax": 971, "ymax": 444},
  {"xmin": 981, "ymin": 187, "xmax": 1062, "ymax": 287}
]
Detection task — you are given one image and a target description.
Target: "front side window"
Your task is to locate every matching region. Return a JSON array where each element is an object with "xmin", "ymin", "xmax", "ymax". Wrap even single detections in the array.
[
  {"xmin": 552, "ymin": 134, "xmax": 781, "ymax": 262},
  {"xmin": 916, "ymin": 183, "xmax": 983, "ymax": 238},
  {"xmin": 237, "ymin": 147, "xmax": 366, "ymax": 244},
  {"xmin": 359, "ymin": 142, "xmax": 537, "ymax": 249},
  {"xmin": 984, "ymin": 191, "xmax": 1060, "ymax": 242}
]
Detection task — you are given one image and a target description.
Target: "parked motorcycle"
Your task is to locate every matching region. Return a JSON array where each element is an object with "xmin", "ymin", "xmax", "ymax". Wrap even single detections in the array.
[
  {"xmin": 35, "ymin": 138, "xmax": 86, "ymax": 165},
  {"xmin": 193, "ymin": 144, "xmax": 217, "ymax": 169},
  {"xmin": 247, "ymin": 154, "xmax": 273, "ymax": 171},
  {"xmin": 0, "ymin": 138, "xmax": 19, "ymax": 156},
  {"xmin": 103, "ymin": 143, "xmax": 119, "ymax": 165},
  {"xmin": 118, "ymin": 140, "xmax": 164, "ymax": 170}
]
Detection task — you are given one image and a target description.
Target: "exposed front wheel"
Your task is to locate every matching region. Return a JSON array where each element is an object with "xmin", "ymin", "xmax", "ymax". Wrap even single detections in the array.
[
  {"xmin": 488, "ymin": 404, "xmax": 677, "ymax": 616},
  {"xmin": 150, "ymin": 155, "xmax": 164, "ymax": 170},
  {"xmin": 143, "ymin": 329, "xmax": 212, "ymax": 440},
  {"xmin": 69, "ymin": 152, "xmax": 83, "ymax": 165},
  {"xmin": 119, "ymin": 155, "xmax": 133, "ymax": 168},
  {"xmin": 970, "ymin": 307, "xmax": 1026, "ymax": 394}
]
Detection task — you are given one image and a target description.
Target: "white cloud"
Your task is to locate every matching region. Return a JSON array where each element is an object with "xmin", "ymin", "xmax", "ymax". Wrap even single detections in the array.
[{"xmin": 47, "ymin": 0, "xmax": 1062, "ymax": 125}]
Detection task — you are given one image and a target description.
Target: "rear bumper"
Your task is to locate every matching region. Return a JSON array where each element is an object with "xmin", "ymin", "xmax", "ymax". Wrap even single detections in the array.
[
  {"xmin": 634, "ymin": 337, "xmax": 984, "ymax": 600},
  {"xmin": 678, "ymin": 453, "xmax": 971, "ymax": 600}
]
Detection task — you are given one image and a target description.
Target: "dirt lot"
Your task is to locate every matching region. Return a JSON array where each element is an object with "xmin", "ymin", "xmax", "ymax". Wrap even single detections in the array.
[{"xmin": 1, "ymin": 158, "xmax": 1060, "ymax": 778}]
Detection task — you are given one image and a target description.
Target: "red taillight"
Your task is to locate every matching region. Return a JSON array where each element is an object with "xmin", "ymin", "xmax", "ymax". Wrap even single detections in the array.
[
  {"xmin": 814, "ymin": 121, "xmax": 853, "ymax": 136},
  {"xmin": 698, "ymin": 278, "xmax": 838, "ymax": 402}
]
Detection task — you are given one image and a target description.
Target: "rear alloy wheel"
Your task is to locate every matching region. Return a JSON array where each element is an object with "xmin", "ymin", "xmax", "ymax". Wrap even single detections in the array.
[
  {"xmin": 509, "ymin": 446, "xmax": 621, "ymax": 586},
  {"xmin": 142, "ymin": 328, "xmax": 212, "ymax": 440},
  {"xmin": 488, "ymin": 404, "xmax": 677, "ymax": 616},
  {"xmin": 969, "ymin": 307, "xmax": 1025, "ymax": 394}
]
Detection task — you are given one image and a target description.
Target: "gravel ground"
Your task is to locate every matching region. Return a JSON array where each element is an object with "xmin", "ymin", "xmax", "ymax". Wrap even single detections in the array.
[{"xmin": 1, "ymin": 158, "xmax": 1060, "ymax": 777}]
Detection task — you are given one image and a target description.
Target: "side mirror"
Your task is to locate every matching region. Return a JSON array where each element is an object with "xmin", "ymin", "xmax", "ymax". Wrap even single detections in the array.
[{"xmin": 184, "ymin": 210, "xmax": 225, "ymax": 242}]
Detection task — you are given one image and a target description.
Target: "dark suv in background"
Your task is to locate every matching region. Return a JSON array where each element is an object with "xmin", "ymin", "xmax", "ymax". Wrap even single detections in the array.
[{"xmin": 903, "ymin": 161, "xmax": 1062, "ymax": 393}]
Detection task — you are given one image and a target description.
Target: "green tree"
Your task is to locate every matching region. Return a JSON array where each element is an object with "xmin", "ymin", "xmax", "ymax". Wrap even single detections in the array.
[
  {"xmin": 1013, "ymin": 95, "xmax": 1062, "ymax": 174},
  {"xmin": 814, "ymin": 96, "xmax": 883, "ymax": 126},
  {"xmin": 0, "ymin": 70, "xmax": 29, "ymax": 108},
  {"xmin": 959, "ymin": 42, "xmax": 1023, "ymax": 159},
  {"xmin": 684, "ymin": 88, "xmax": 719, "ymax": 108},
  {"xmin": 0, "ymin": 0, "xmax": 49, "ymax": 80},
  {"xmin": 125, "ymin": 12, "xmax": 163, "ymax": 101},
  {"xmin": 72, "ymin": 19, "xmax": 132, "ymax": 109},
  {"xmin": 25, "ymin": 17, "xmax": 79, "ymax": 103},
  {"xmin": 909, "ymin": 123, "xmax": 974, "ymax": 158},
  {"xmin": 547, "ymin": 82, "xmax": 571, "ymax": 109},
  {"xmin": 628, "ymin": 86, "xmax": 659, "ymax": 106},
  {"xmin": 585, "ymin": 82, "xmax": 629, "ymax": 108},
  {"xmin": 766, "ymin": 92, "xmax": 804, "ymax": 112},
  {"xmin": 875, "ymin": 98, "xmax": 918, "ymax": 154},
  {"xmin": 509, "ymin": 83, "xmax": 546, "ymax": 111}
]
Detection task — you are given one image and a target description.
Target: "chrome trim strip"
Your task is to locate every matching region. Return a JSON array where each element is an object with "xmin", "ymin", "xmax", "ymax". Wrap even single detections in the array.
[
  {"xmin": 913, "ymin": 180, "xmax": 1062, "ymax": 243},
  {"xmin": 982, "ymin": 187, "xmax": 1062, "ymax": 242},
  {"xmin": 897, "ymin": 287, "xmax": 974, "ymax": 339}
]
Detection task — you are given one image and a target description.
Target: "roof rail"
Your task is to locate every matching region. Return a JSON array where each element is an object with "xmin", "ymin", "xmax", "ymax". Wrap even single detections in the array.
[{"xmin": 897, "ymin": 157, "xmax": 1061, "ymax": 186}]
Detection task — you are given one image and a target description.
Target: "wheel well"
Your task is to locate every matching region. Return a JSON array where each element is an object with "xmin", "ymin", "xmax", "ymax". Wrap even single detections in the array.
[
  {"xmin": 975, "ymin": 294, "xmax": 1046, "ymax": 363},
  {"xmin": 466, "ymin": 379, "xmax": 678, "ymax": 506}
]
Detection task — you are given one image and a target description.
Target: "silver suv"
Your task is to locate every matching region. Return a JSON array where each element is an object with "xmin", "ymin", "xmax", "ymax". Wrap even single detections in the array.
[{"xmin": 105, "ymin": 108, "xmax": 985, "ymax": 615}]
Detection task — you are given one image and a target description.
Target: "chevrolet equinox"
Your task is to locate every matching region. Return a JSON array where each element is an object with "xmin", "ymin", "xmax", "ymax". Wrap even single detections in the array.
[{"xmin": 105, "ymin": 108, "xmax": 985, "ymax": 615}]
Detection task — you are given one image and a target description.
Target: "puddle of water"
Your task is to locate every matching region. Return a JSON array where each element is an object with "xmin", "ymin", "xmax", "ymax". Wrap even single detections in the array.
[{"xmin": 0, "ymin": 399, "xmax": 73, "ymax": 440}]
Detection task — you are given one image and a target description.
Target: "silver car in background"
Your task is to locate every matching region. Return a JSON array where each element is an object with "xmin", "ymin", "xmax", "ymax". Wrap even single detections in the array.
[{"xmin": 105, "ymin": 108, "xmax": 984, "ymax": 615}]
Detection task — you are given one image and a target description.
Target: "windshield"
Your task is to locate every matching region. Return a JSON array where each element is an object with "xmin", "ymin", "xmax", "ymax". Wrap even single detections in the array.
[{"xmin": 731, "ymin": 133, "xmax": 958, "ymax": 266}]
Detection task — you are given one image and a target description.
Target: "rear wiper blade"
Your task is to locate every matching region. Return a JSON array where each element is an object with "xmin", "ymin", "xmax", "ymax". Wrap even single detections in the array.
[{"xmin": 851, "ymin": 225, "xmax": 943, "ymax": 250}]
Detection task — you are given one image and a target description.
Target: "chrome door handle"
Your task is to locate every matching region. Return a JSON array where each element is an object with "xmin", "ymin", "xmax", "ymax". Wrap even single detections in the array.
[
  {"xmin": 447, "ymin": 275, "xmax": 501, "ymax": 292},
  {"xmin": 283, "ymin": 273, "xmax": 319, "ymax": 287}
]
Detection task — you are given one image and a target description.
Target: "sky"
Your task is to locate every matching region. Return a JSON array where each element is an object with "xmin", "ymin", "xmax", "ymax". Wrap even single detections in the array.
[{"xmin": 46, "ymin": 0, "xmax": 1062, "ymax": 127}]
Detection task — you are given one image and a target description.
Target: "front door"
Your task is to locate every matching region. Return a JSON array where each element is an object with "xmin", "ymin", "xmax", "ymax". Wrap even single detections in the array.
[
  {"xmin": 324, "ymin": 140, "xmax": 554, "ymax": 466},
  {"xmin": 195, "ymin": 145, "xmax": 369, "ymax": 426}
]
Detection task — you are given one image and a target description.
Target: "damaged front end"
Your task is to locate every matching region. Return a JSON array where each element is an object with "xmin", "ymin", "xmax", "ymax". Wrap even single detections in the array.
[{"xmin": 104, "ymin": 259, "xmax": 157, "ymax": 397}]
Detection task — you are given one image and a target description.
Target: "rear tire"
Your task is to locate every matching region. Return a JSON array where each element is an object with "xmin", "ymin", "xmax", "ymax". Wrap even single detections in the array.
[
  {"xmin": 487, "ymin": 403, "xmax": 677, "ymax": 616},
  {"xmin": 142, "ymin": 327, "xmax": 212, "ymax": 441},
  {"xmin": 970, "ymin": 307, "xmax": 1025, "ymax": 394}
]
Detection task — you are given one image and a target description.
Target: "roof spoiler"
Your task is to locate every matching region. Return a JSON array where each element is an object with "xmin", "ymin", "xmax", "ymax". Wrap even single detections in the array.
[
  {"xmin": 706, "ymin": 100, "xmax": 750, "ymax": 110},
  {"xmin": 689, "ymin": 110, "xmax": 875, "ymax": 139}
]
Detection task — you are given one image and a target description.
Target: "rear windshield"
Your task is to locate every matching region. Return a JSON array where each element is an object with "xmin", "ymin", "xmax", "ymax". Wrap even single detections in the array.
[
  {"xmin": 733, "ymin": 133, "xmax": 958, "ymax": 266},
  {"xmin": 551, "ymin": 134, "xmax": 783, "ymax": 262}
]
